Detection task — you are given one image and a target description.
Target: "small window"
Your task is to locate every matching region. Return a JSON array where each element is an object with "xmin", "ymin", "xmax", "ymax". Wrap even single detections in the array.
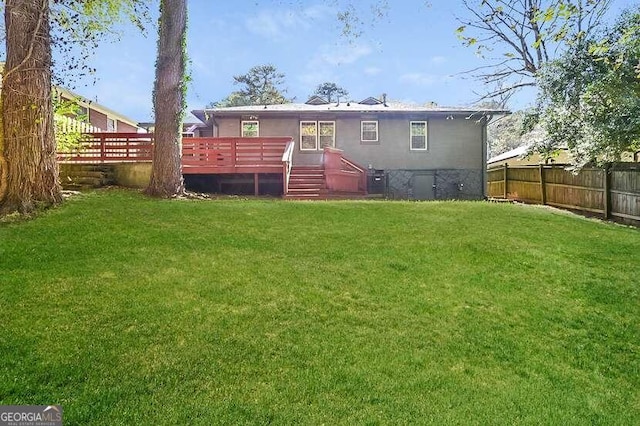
[
  {"xmin": 106, "ymin": 117, "xmax": 117, "ymax": 132},
  {"xmin": 77, "ymin": 105, "xmax": 89, "ymax": 118},
  {"xmin": 300, "ymin": 121, "xmax": 317, "ymax": 151},
  {"xmin": 361, "ymin": 121, "xmax": 378, "ymax": 143},
  {"xmin": 410, "ymin": 121, "xmax": 427, "ymax": 150},
  {"xmin": 241, "ymin": 120, "xmax": 259, "ymax": 137},
  {"xmin": 319, "ymin": 121, "xmax": 335, "ymax": 149}
]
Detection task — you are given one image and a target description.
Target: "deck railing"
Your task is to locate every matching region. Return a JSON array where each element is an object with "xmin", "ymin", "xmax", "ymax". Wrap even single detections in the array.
[
  {"xmin": 57, "ymin": 132, "xmax": 153, "ymax": 163},
  {"xmin": 181, "ymin": 137, "xmax": 293, "ymax": 174},
  {"xmin": 58, "ymin": 135, "xmax": 294, "ymax": 174}
]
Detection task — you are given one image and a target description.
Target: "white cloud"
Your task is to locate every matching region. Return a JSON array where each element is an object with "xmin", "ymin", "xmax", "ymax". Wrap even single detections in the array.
[
  {"xmin": 311, "ymin": 43, "xmax": 373, "ymax": 67},
  {"xmin": 430, "ymin": 56, "xmax": 447, "ymax": 65},
  {"xmin": 245, "ymin": 5, "xmax": 334, "ymax": 41},
  {"xmin": 297, "ymin": 43, "xmax": 373, "ymax": 95},
  {"xmin": 364, "ymin": 67, "xmax": 382, "ymax": 76}
]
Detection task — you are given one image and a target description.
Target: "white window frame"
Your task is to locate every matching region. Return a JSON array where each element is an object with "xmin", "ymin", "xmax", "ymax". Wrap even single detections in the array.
[
  {"xmin": 410, "ymin": 121, "xmax": 428, "ymax": 151},
  {"xmin": 241, "ymin": 120, "xmax": 259, "ymax": 137},
  {"xmin": 361, "ymin": 120, "xmax": 378, "ymax": 143},
  {"xmin": 106, "ymin": 116, "xmax": 117, "ymax": 132},
  {"xmin": 300, "ymin": 121, "xmax": 318, "ymax": 151},
  {"xmin": 318, "ymin": 121, "xmax": 336, "ymax": 149},
  {"xmin": 299, "ymin": 121, "xmax": 336, "ymax": 151}
]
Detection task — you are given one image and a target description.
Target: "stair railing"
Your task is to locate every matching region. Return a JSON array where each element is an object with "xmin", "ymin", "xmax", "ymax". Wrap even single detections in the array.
[
  {"xmin": 340, "ymin": 156, "xmax": 367, "ymax": 193},
  {"xmin": 323, "ymin": 147, "xmax": 367, "ymax": 194},
  {"xmin": 281, "ymin": 140, "xmax": 295, "ymax": 195}
]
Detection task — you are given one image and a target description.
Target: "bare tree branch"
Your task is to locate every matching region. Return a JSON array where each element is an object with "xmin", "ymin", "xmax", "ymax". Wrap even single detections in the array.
[{"xmin": 456, "ymin": 0, "xmax": 612, "ymax": 103}]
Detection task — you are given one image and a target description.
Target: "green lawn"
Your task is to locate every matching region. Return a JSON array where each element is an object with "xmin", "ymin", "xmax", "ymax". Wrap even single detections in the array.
[{"xmin": 1, "ymin": 189, "xmax": 638, "ymax": 424}]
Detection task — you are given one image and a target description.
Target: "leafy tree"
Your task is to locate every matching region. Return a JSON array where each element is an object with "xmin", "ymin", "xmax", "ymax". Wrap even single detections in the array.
[
  {"xmin": 532, "ymin": 7, "xmax": 640, "ymax": 167},
  {"xmin": 487, "ymin": 111, "xmax": 529, "ymax": 158},
  {"xmin": 145, "ymin": 0, "xmax": 188, "ymax": 198},
  {"xmin": 210, "ymin": 64, "xmax": 291, "ymax": 108},
  {"xmin": 206, "ymin": 92, "xmax": 251, "ymax": 109},
  {"xmin": 49, "ymin": 0, "xmax": 150, "ymax": 86},
  {"xmin": 312, "ymin": 82, "xmax": 349, "ymax": 103},
  {"xmin": 0, "ymin": 0, "xmax": 59, "ymax": 214},
  {"xmin": 53, "ymin": 97, "xmax": 90, "ymax": 152},
  {"xmin": 456, "ymin": 0, "xmax": 611, "ymax": 102},
  {"xmin": 0, "ymin": 0, "xmax": 149, "ymax": 215}
]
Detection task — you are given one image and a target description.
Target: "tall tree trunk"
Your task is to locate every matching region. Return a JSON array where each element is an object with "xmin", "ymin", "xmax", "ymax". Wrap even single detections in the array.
[
  {"xmin": 145, "ymin": 0, "xmax": 187, "ymax": 198},
  {"xmin": 0, "ymin": 0, "xmax": 61, "ymax": 214}
]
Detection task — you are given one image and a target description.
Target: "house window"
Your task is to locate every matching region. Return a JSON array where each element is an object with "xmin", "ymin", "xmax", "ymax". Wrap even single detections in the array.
[
  {"xmin": 410, "ymin": 121, "xmax": 427, "ymax": 150},
  {"xmin": 241, "ymin": 120, "xmax": 259, "ymax": 137},
  {"xmin": 300, "ymin": 121, "xmax": 317, "ymax": 151},
  {"xmin": 77, "ymin": 105, "xmax": 89, "ymax": 119},
  {"xmin": 319, "ymin": 121, "xmax": 335, "ymax": 149},
  {"xmin": 106, "ymin": 117, "xmax": 117, "ymax": 132},
  {"xmin": 300, "ymin": 121, "xmax": 335, "ymax": 151},
  {"xmin": 361, "ymin": 121, "xmax": 378, "ymax": 142}
]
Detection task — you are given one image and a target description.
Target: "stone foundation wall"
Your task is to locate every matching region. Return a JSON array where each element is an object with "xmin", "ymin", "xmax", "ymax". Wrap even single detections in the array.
[
  {"xmin": 59, "ymin": 163, "xmax": 151, "ymax": 189},
  {"xmin": 386, "ymin": 169, "xmax": 484, "ymax": 200}
]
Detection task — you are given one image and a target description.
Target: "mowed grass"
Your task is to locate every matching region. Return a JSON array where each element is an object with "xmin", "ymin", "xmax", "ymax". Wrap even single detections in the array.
[{"xmin": 1, "ymin": 189, "xmax": 639, "ymax": 424}]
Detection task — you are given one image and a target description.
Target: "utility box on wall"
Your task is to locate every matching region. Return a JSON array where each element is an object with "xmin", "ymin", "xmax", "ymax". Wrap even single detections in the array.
[{"xmin": 368, "ymin": 170, "xmax": 386, "ymax": 194}]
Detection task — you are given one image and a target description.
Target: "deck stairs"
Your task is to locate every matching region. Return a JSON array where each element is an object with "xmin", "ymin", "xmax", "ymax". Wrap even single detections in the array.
[
  {"xmin": 285, "ymin": 165, "xmax": 367, "ymax": 200},
  {"xmin": 285, "ymin": 165, "xmax": 326, "ymax": 199}
]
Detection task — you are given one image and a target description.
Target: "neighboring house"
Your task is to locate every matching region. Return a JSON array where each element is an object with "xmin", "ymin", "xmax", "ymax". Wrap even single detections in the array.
[
  {"xmin": 0, "ymin": 63, "xmax": 142, "ymax": 133},
  {"xmin": 54, "ymin": 87, "xmax": 143, "ymax": 133},
  {"xmin": 488, "ymin": 145, "xmax": 640, "ymax": 168},
  {"xmin": 487, "ymin": 145, "xmax": 573, "ymax": 168},
  {"xmin": 192, "ymin": 97, "xmax": 507, "ymax": 199},
  {"xmin": 138, "ymin": 121, "xmax": 207, "ymax": 137}
]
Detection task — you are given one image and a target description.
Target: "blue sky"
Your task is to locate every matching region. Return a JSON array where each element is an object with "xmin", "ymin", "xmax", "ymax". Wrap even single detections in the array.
[{"xmin": 66, "ymin": 0, "xmax": 635, "ymax": 123}]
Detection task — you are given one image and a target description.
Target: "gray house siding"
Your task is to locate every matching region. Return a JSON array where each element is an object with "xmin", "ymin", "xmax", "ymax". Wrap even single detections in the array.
[{"xmin": 211, "ymin": 112, "xmax": 487, "ymax": 200}]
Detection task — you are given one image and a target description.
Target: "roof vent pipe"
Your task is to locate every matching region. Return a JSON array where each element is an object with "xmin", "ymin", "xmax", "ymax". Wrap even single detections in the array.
[{"xmin": 382, "ymin": 93, "xmax": 388, "ymax": 107}]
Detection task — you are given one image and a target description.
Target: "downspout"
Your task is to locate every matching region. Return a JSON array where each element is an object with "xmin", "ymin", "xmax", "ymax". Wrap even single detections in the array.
[{"xmin": 482, "ymin": 115, "xmax": 491, "ymax": 199}]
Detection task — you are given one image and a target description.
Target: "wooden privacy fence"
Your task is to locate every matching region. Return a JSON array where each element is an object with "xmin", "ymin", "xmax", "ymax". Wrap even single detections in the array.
[{"xmin": 487, "ymin": 163, "xmax": 640, "ymax": 223}]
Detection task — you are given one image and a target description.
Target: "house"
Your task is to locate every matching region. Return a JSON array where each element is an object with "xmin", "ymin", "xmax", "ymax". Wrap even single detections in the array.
[
  {"xmin": 54, "ymin": 87, "xmax": 143, "ymax": 133},
  {"xmin": 191, "ymin": 97, "xmax": 507, "ymax": 199},
  {"xmin": 487, "ymin": 145, "xmax": 573, "ymax": 168},
  {"xmin": 487, "ymin": 144, "xmax": 640, "ymax": 168},
  {"xmin": 138, "ymin": 121, "xmax": 208, "ymax": 137},
  {"xmin": 0, "ymin": 62, "xmax": 143, "ymax": 133}
]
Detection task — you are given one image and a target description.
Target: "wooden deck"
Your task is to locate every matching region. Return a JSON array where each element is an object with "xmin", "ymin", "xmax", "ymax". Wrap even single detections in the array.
[
  {"xmin": 58, "ymin": 133, "xmax": 293, "ymax": 173},
  {"xmin": 58, "ymin": 133, "xmax": 366, "ymax": 198}
]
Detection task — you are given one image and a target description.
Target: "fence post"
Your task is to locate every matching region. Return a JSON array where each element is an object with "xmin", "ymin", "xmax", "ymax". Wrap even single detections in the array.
[
  {"xmin": 503, "ymin": 163, "xmax": 508, "ymax": 199},
  {"xmin": 539, "ymin": 164, "xmax": 546, "ymax": 205},
  {"xmin": 603, "ymin": 165, "xmax": 611, "ymax": 220}
]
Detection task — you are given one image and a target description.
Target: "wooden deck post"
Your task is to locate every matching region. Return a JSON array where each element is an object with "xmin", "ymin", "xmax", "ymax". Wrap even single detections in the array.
[
  {"xmin": 282, "ymin": 165, "xmax": 287, "ymax": 196},
  {"xmin": 254, "ymin": 173, "xmax": 259, "ymax": 196}
]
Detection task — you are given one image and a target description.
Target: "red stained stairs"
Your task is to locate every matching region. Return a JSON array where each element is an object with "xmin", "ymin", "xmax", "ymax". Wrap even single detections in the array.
[
  {"xmin": 285, "ymin": 165, "xmax": 366, "ymax": 200},
  {"xmin": 285, "ymin": 166, "xmax": 326, "ymax": 199}
]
